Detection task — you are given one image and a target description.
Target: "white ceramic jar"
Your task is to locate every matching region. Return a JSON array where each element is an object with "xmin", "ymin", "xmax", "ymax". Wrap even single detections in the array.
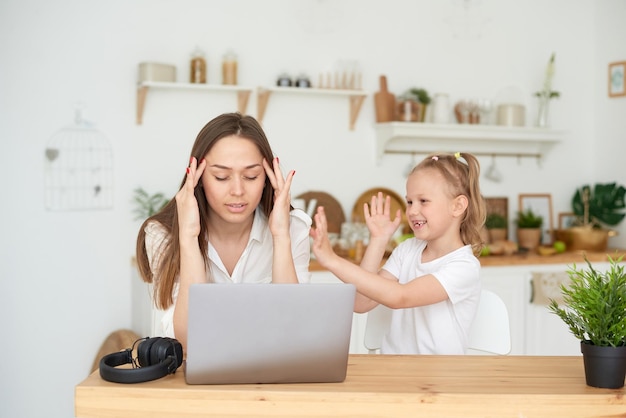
[{"xmin": 432, "ymin": 93, "xmax": 450, "ymax": 124}]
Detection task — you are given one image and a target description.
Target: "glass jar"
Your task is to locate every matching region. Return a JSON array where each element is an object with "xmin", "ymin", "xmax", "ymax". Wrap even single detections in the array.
[
  {"xmin": 222, "ymin": 50, "xmax": 237, "ymax": 85},
  {"xmin": 190, "ymin": 47, "xmax": 207, "ymax": 84}
]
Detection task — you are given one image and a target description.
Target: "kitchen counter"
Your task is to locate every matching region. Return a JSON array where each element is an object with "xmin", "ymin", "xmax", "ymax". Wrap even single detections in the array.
[{"xmin": 309, "ymin": 248, "xmax": 626, "ymax": 271}]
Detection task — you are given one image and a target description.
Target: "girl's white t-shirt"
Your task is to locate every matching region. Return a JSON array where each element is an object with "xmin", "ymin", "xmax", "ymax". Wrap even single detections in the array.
[{"xmin": 380, "ymin": 238, "xmax": 481, "ymax": 355}]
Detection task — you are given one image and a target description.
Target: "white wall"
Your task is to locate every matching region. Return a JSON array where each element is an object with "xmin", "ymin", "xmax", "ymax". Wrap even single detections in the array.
[{"xmin": 0, "ymin": 0, "xmax": 624, "ymax": 417}]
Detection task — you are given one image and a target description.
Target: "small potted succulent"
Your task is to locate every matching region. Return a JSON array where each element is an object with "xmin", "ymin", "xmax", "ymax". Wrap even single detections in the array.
[
  {"xmin": 548, "ymin": 255, "xmax": 626, "ymax": 388},
  {"xmin": 515, "ymin": 208, "xmax": 543, "ymax": 251},
  {"xmin": 485, "ymin": 213, "xmax": 508, "ymax": 243}
]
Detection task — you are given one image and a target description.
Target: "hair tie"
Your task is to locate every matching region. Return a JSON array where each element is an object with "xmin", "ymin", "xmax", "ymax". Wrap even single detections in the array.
[
  {"xmin": 454, "ymin": 152, "xmax": 461, "ymax": 160},
  {"xmin": 431, "ymin": 156, "xmax": 439, "ymax": 161}
]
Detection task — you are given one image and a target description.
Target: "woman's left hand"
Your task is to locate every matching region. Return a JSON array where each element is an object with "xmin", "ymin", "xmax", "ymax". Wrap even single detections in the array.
[{"xmin": 263, "ymin": 157, "xmax": 294, "ymax": 238}]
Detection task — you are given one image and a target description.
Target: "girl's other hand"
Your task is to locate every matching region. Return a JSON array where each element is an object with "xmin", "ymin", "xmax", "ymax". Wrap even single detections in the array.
[
  {"xmin": 310, "ymin": 206, "xmax": 337, "ymax": 266},
  {"xmin": 364, "ymin": 192, "xmax": 402, "ymax": 242}
]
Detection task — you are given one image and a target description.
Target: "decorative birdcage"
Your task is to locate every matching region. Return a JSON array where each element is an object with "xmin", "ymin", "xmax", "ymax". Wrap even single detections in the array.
[{"xmin": 44, "ymin": 108, "xmax": 113, "ymax": 211}]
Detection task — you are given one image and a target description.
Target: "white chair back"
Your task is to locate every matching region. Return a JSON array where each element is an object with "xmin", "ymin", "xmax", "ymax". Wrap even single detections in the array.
[
  {"xmin": 363, "ymin": 304, "xmax": 393, "ymax": 354},
  {"xmin": 467, "ymin": 289, "xmax": 512, "ymax": 355},
  {"xmin": 363, "ymin": 289, "xmax": 511, "ymax": 355}
]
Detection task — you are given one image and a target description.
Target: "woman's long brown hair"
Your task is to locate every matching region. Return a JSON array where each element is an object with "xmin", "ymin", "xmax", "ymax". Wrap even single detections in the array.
[{"xmin": 136, "ymin": 113, "xmax": 276, "ymax": 309}]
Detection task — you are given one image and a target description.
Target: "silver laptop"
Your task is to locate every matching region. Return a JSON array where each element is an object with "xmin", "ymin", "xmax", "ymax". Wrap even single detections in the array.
[{"xmin": 185, "ymin": 283, "xmax": 356, "ymax": 385}]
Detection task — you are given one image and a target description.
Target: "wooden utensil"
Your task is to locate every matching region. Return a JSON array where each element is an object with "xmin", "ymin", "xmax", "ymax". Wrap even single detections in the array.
[
  {"xmin": 374, "ymin": 75, "xmax": 396, "ymax": 122},
  {"xmin": 295, "ymin": 191, "xmax": 346, "ymax": 234}
]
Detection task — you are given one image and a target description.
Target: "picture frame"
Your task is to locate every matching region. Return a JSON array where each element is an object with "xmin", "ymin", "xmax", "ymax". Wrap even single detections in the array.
[
  {"xmin": 518, "ymin": 194, "xmax": 553, "ymax": 244},
  {"xmin": 558, "ymin": 212, "xmax": 577, "ymax": 230},
  {"xmin": 485, "ymin": 197, "xmax": 509, "ymax": 225},
  {"xmin": 609, "ymin": 61, "xmax": 626, "ymax": 97}
]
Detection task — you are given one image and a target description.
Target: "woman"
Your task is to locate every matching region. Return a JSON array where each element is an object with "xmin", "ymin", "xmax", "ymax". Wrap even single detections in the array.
[{"xmin": 136, "ymin": 113, "xmax": 311, "ymax": 348}]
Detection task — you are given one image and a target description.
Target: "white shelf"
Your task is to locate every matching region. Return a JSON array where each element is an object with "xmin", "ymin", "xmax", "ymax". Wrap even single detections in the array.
[
  {"xmin": 136, "ymin": 81, "xmax": 253, "ymax": 124},
  {"xmin": 374, "ymin": 122, "xmax": 565, "ymax": 163},
  {"xmin": 135, "ymin": 82, "xmax": 368, "ymax": 130},
  {"xmin": 257, "ymin": 87, "xmax": 368, "ymax": 130}
]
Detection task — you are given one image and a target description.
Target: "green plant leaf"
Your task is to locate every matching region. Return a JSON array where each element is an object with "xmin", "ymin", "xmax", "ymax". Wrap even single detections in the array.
[
  {"xmin": 548, "ymin": 256, "xmax": 626, "ymax": 347},
  {"xmin": 485, "ymin": 213, "xmax": 507, "ymax": 229},
  {"xmin": 572, "ymin": 183, "xmax": 626, "ymax": 227},
  {"xmin": 515, "ymin": 208, "xmax": 543, "ymax": 228},
  {"xmin": 409, "ymin": 88, "xmax": 431, "ymax": 105},
  {"xmin": 132, "ymin": 187, "xmax": 169, "ymax": 221}
]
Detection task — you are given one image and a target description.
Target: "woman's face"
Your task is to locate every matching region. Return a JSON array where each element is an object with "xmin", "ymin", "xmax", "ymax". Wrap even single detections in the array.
[{"xmin": 201, "ymin": 135, "xmax": 266, "ymax": 224}]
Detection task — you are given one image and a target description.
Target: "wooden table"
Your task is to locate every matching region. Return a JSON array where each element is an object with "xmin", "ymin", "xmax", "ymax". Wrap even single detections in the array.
[{"xmin": 75, "ymin": 354, "xmax": 626, "ymax": 417}]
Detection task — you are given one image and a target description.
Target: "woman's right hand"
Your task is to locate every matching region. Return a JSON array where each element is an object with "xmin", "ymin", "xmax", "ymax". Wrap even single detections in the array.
[{"xmin": 175, "ymin": 156, "xmax": 207, "ymax": 240}]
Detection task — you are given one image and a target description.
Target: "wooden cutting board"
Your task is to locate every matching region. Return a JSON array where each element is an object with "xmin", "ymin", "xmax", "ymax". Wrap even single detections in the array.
[
  {"xmin": 351, "ymin": 187, "xmax": 408, "ymax": 233},
  {"xmin": 295, "ymin": 191, "xmax": 346, "ymax": 234},
  {"xmin": 374, "ymin": 75, "xmax": 396, "ymax": 122}
]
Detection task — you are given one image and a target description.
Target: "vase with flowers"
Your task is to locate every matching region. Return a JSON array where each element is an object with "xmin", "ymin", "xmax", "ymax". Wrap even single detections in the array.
[{"xmin": 535, "ymin": 52, "xmax": 561, "ymax": 127}]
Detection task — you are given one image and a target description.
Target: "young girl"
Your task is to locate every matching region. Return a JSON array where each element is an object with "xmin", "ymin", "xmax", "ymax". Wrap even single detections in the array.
[
  {"xmin": 311, "ymin": 152, "xmax": 486, "ymax": 354},
  {"xmin": 136, "ymin": 113, "xmax": 312, "ymax": 348}
]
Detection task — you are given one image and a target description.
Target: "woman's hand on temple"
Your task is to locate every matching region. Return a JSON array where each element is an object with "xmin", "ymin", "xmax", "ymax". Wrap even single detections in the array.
[
  {"xmin": 175, "ymin": 156, "xmax": 207, "ymax": 240},
  {"xmin": 263, "ymin": 157, "xmax": 294, "ymax": 238}
]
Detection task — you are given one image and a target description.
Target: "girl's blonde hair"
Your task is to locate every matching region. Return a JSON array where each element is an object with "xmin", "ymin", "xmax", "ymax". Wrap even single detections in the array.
[{"xmin": 411, "ymin": 152, "xmax": 486, "ymax": 255}]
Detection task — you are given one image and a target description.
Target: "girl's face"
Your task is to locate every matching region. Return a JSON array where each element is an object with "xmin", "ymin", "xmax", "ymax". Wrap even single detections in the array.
[
  {"xmin": 201, "ymin": 135, "xmax": 266, "ymax": 224},
  {"xmin": 405, "ymin": 168, "xmax": 460, "ymax": 241}
]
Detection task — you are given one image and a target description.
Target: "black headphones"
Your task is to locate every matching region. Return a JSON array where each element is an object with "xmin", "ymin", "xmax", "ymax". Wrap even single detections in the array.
[{"xmin": 99, "ymin": 337, "xmax": 183, "ymax": 384}]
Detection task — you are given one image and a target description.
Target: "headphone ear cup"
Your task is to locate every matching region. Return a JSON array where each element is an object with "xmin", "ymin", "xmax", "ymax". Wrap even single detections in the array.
[
  {"xmin": 137, "ymin": 337, "xmax": 158, "ymax": 367},
  {"xmin": 163, "ymin": 337, "xmax": 184, "ymax": 368},
  {"xmin": 150, "ymin": 338, "xmax": 174, "ymax": 364}
]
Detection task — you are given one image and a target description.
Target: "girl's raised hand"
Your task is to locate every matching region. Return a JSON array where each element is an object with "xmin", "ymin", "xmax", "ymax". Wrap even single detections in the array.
[
  {"xmin": 364, "ymin": 192, "xmax": 402, "ymax": 242},
  {"xmin": 310, "ymin": 206, "xmax": 337, "ymax": 266},
  {"xmin": 263, "ymin": 157, "xmax": 294, "ymax": 238},
  {"xmin": 175, "ymin": 156, "xmax": 207, "ymax": 240}
]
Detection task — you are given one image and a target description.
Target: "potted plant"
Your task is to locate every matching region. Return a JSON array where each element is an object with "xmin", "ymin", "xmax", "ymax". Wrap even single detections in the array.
[
  {"xmin": 554, "ymin": 182, "xmax": 625, "ymax": 251},
  {"xmin": 409, "ymin": 88, "xmax": 431, "ymax": 122},
  {"xmin": 132, "ymin": 187, "xmax": 169, "ymax": 221},
  {"xmin": 548, "ymin": 255, "xmax": 626, "ymax": 388},
  {"xmin": 396, "ymin": 91, "xmax": 422, "ymax": 122},
  {"xmin": 485, "ymin": 213, "xmax": 507, "ymax": 243},
  {"xmin": 515, "ymin": 208, "xmax": 543, "ymax": 251}
]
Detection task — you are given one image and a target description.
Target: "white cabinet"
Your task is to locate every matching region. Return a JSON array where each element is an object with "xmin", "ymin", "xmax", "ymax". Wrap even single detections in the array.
[
  {"xmin": 482, "ymin": 262, "xmax": 611, "ymax": 356},
  {"xmin": 525, "ymin": 303, "xmax": 581, "ymax": 355}
]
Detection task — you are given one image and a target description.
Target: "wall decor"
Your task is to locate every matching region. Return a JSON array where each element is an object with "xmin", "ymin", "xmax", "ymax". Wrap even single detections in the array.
[
  {"xmin": 609, "ymin": 61, "xmax": 626, "ymax": 97},
  {"xmin": 44, "ymin": 108, "xmax": 114, "ymax": 211},
  {"xmin": 558, "ymin": 212, "xmax": 577, "ymax": 229},
  {"xmin": 518, "ymin": 194, "xmax": 553, "ymax": 244},
  {"xmin": 485, "ymin": 197, "xmax": 509, "ymax": 226}
]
